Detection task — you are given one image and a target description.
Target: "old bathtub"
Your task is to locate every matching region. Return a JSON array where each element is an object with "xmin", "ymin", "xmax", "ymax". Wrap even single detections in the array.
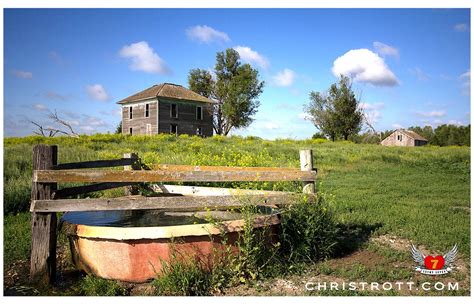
[{"xmin": 61, "ymin": 206, "xmax": 280, "ymax": 282}]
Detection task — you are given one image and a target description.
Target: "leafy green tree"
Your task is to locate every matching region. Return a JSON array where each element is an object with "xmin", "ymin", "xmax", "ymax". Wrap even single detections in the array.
[
  {"xmin": 188, "ymin": 69, "xmax": 214, "ymax": 98},
  {"xmin": 305, "ymin": 76, "xmax": 363, "ymax": 141},
  {"xmin": 408, "ymin": 125, "xmax": 434, "ymax": 142},
  {"xmin": 188, "ymin": 48, "xmax": 264, "ymax": 135},
  {"xmin": 115, "ymin": 121, "xmax": 122, "ymax": 134},
  {"xmin": 312, "ymin": 132, "xmax": 327, "ymax": 140},
  {"xmin": 430, "ymin": 124, "xmax": 470, "ymax": 146}
]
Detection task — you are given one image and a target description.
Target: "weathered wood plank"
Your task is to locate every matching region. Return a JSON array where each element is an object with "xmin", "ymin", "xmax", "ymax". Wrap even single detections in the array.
[
  {"xmin": 151, "ymin": 164, "xmax": 300, "ymax": 172},
  {"xmin": 30, "ymin": 145, "xmax": 57, "ymax": 286},
  {"xmin": 124, "ymin": 153, "xmax": 140, "ymax": 195},
  {"xmin": 53, "ymin": 158, "xmax": 135, "ymax": 170},
  {"xmin": 53, "ymin": 182, "xmax": 138, "ymax": 199},
  {"xmin": 34, "ymin": 169, "xmax": 317, "ymax": 183},
  {"xmin": 300, "ymin": 149, "xmax": 316, "ymax": 194},
  {"xmin": 31, "ymin": 194, "xmax": 312, "ymax": 212}
]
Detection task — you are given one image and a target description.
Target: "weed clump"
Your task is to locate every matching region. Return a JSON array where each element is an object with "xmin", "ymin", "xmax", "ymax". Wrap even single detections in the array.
[
  {"xmin": 79, "ymin": 275, "xmax": 128, "ymax": 296},
  {"xmin": 279, "ymin": 194, "xmax": 339, "ymax": 263}
]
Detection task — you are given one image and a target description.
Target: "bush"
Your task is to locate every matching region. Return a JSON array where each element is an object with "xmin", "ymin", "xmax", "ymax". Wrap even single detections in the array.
[
  {"xmin": 279, "ymin": 194, "xmax": 339, "ymax": 263},
  {"xmin": 152, "ymin": 256, "xmax": 213, "ymax": 296}
]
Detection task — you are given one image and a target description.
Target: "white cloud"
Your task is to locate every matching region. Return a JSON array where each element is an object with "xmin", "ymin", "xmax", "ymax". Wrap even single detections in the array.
[
  {"xmin": 64, "ymin": 111, "xmax": 80, "ymax": 119},
  {"xmin": 448, "ymin": 120, "xmax": 463, "ymax": 126},
  {"xmin": 332, "ymin": 49, "xmax": 399, "ymax": 86},
  {"xmin": 68, "ymin": 120, "xmax": 80, "ymax": 126},
  {"xmin": 80, "ymin": 114, "xmax": 109, "ymax": 133},
  {"xmin": 373, "ymin": 41, "xmax": 399, "ymax": 58},
  {"xmin": 416, "ymin": 110, "xmax": 446, "ymax": 118},
  {"xmin": 454, "ymin": 23, "xmax": 468, "ymax": 32},
  {"xmin": 409, "ymin": 67, "xmax": 430, "ymax": 81},
  {"xmin": 360, "ymin": 102, "xmax": 384, "ymax": 124},
  {"xmin": 360, "ymin": 102, "xmax": 384, "ymax": 110},
  {"xmin": 119, "ymin": 41, "xmax": 169, "ymax": 74},
  {"xmin": 264, "ymin": 122, "xmax": 280, "ymax": 130},
  {"xmin": 45, "ymin": 91, "xmax": 68, "ymax": 101},
  {"xmin": 233, "ymin": 46, "xmax": 269, "ymax": 69},
  {"xmin": 440, "ymin": 74, "xmax": 452, "ymax": 80},
  {"xmin": 459, "ymin": 70, "xmax": 470, "ymax": 95},
  {"xmin": 366, "ymin": 110, "xmax": 382, "ymax": 124},
  {"xmin": 273, "ymin": 69, "xmax": 296, "ymax": 87},
  {"xmin": 298, "ymin": 112, "xmax": 311, "ymax": 120},
  {"xmin": 80, "ymin": 125, "xmax": 95, "ymax": 132},
  {"xmin": 33, "ymin": 104, "xmax": 48, "ymax": 112},
  {"xmin": 48, "ymin": 51, "xmax": 64, "ymax": 65},
  {"xmin": 186, "ymin": 25, "xmax": 230, "ymax": 43},
  {"xmin": 86, "ymin": 84, "xmax": 109, "ymax": 102},
  {"xmin": 12, "ymin": 69, "xmax": 33, "ymax": 79},
  {"xmin": 392, "ymin": 123, "xmax": 403, "ymax": 129}
]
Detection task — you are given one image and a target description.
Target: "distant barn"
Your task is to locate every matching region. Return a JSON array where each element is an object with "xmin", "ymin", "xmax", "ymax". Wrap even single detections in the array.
[
  {"xmin": 381, "ymin": 129, "xmax": 428, "ymax": 147},
  {"xmin": 117, "ymin": 83, "xmax": 214, "ymax": 137}
]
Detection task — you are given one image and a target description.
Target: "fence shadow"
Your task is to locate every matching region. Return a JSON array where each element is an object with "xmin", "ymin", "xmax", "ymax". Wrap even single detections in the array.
[{"xmin": 332, "ymin": 222, "xmax": 383, "ymax": 258}]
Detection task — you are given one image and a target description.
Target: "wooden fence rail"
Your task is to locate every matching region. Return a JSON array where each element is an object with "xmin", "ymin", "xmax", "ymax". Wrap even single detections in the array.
[
  {"xmin": 29, "ymin": 145, "xmax": 316, "ymax": 286},
  {"xmin": 31, "ymin": 193, "xmax": 313, "ymax": 213},
  {"xmin": 34, "ymin": 169, "xmax": 316, "ymax": 183}
]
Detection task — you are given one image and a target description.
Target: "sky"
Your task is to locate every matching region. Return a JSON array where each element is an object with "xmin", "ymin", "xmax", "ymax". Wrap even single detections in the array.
[{"xmin": 3, "ymin": 8, "xmax": 471, "ymax": 139}]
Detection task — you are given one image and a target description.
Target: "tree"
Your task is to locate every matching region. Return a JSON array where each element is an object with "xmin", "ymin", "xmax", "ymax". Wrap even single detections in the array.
[
  {"xmin": 30, "ymin": 110, "xmax": 79, "ymax": 138},
  {"xmin": 304, "ymin": 76, "xmax": 363, "ymax": 141},
  {"xmin": 188, "ymin": 48, "xmax": 264, "ymax": 136},
  {"xmin": 115, "ymin": 121, "xmax": 122, "ymax": 134},
  {"xmin": 304, "ymin": 91, "xmax": 338, "ymax": 141}
]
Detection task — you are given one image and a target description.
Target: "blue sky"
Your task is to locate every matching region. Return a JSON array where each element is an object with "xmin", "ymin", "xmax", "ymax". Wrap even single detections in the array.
[{"xmin": 3, "ymin": 8, "xmax": 471, "ymax": 138}]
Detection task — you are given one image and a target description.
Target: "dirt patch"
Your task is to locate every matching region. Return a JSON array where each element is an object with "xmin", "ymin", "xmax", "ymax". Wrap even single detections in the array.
[
  {"xmin": 371, "ymin": 234, "xmax": 414, "ymax": 252},
  {"xmin": 329, "ymin": 249, "xmax": 384, "ymax": 269}
]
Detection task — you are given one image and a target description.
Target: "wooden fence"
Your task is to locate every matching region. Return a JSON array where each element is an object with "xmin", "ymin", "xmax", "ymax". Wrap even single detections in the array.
[{"xmin": 29, "ymin": 145, "xmax": 317, "ymax": 286}]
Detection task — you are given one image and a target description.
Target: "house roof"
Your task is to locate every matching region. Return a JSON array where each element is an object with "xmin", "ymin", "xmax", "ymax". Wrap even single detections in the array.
[
  {"xmin": 399, "ymin": 129, "xmax": 428, "ymax": 141},
  {"xmin": 117, "ymin": 83, "xmax": 214, "ymax": 104}
]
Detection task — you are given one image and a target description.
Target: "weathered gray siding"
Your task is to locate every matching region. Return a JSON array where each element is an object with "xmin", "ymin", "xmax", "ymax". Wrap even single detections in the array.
[
  {"xmin": 122, "ymin": 100, "xmax": 158, "ymax": 135},
  {"xmin": 157, "ymin": 98, "xmax": 213, "ymax": 137},
  {"xmin": 381, "ymin": 130, "xmax": 427, "ymax": 146}
]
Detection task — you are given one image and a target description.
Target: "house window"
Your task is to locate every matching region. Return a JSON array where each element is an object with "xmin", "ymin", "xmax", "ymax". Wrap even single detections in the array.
[
  {"xmin": 196, "ymin": 106, "xmax": 203, "ymax": 120},
  {"xmin": 129, "ymin": 127, "xmax": 133, "ymax": 135},
  {"xmin": 129, "ymin": 106, "xmax": 133, "ymax": 119},
  {"xmin": 196, "ymin": 127, "xmax": 203, "ymax": 136},
  {"xmin": 170, "ymin": 104, "xmax": 178, "ymax": 118},
  {"xmin": 145, "ymin": 104, "xmax": 150, "ymax": 118},
  {"xmin": 397, "ymin": 134, "xmax": 403, "ymax": 141},
  {"xmin": 170, "ymin": 124, "xmax": 178, "ymax": 135}
]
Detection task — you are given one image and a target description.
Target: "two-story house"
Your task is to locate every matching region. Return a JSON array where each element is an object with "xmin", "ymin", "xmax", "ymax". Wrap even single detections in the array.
[{"xmin": 117, "ymin": 83, "xmax": 214, "ymax": 137}]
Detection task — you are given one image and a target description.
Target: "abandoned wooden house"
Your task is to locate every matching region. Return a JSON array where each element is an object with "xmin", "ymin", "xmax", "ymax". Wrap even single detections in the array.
[
  {"xmin": 380, "ymin": 129, "xmax": 428, "ymax": 146},
  {"xmin": 117, "ymin": 83, "xmax": 214, "ymax": 137}
]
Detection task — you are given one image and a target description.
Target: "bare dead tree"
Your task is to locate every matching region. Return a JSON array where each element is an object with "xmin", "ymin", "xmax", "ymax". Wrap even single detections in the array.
[
  {"xmin": 361, "ymin": 110, "xmax": 382, "ymax": 143},
  {"xmin": 356, "ymin": 89, "xmax": 382, "ymax": 143},
  {"xmin": 48, "ymin": 110, "xmax": 79, "ymax": 137},
  {"xmin": 30, "ymin": 110, "xmax": 80, "ymax": 138}
]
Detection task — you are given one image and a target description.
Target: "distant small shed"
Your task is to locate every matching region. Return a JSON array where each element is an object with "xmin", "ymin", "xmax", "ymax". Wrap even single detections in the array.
[{"xmin": 381, "ymin": 129, "xmax": 428, "ymax": 147}]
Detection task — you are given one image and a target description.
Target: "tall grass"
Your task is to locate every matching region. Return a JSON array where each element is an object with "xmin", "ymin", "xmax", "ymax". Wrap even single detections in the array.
[{"xmin": 3, "ymin": 134, "xmax": 470, "ymax": 264}]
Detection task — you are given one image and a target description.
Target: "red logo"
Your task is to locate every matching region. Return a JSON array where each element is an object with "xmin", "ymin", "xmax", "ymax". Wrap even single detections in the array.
[
  {"xmin": 411, "ymin": 244, "xmax": 457, "ymax": 275},
  {"xmin": 424, "ymin": 255, "xmax": 445, "ymax": 270}
]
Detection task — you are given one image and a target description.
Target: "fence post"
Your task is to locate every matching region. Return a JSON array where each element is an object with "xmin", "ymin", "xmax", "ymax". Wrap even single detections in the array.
[
  {"xmin": 299, "ymin": 149, "xmax": 315, "ymax": 194},
  {"xmin": 124, "ymin": 152, "xmax": 140, "ymax": 195},
  {"xmin": 30, "ymin": 145, "xmax": 58, "ymax": 285}
]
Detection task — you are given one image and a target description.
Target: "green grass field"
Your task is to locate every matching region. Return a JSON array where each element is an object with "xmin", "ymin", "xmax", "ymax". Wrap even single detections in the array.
[{"xmin": 3, "ymin": 134, "xmax": 471, "ymax": 295}]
